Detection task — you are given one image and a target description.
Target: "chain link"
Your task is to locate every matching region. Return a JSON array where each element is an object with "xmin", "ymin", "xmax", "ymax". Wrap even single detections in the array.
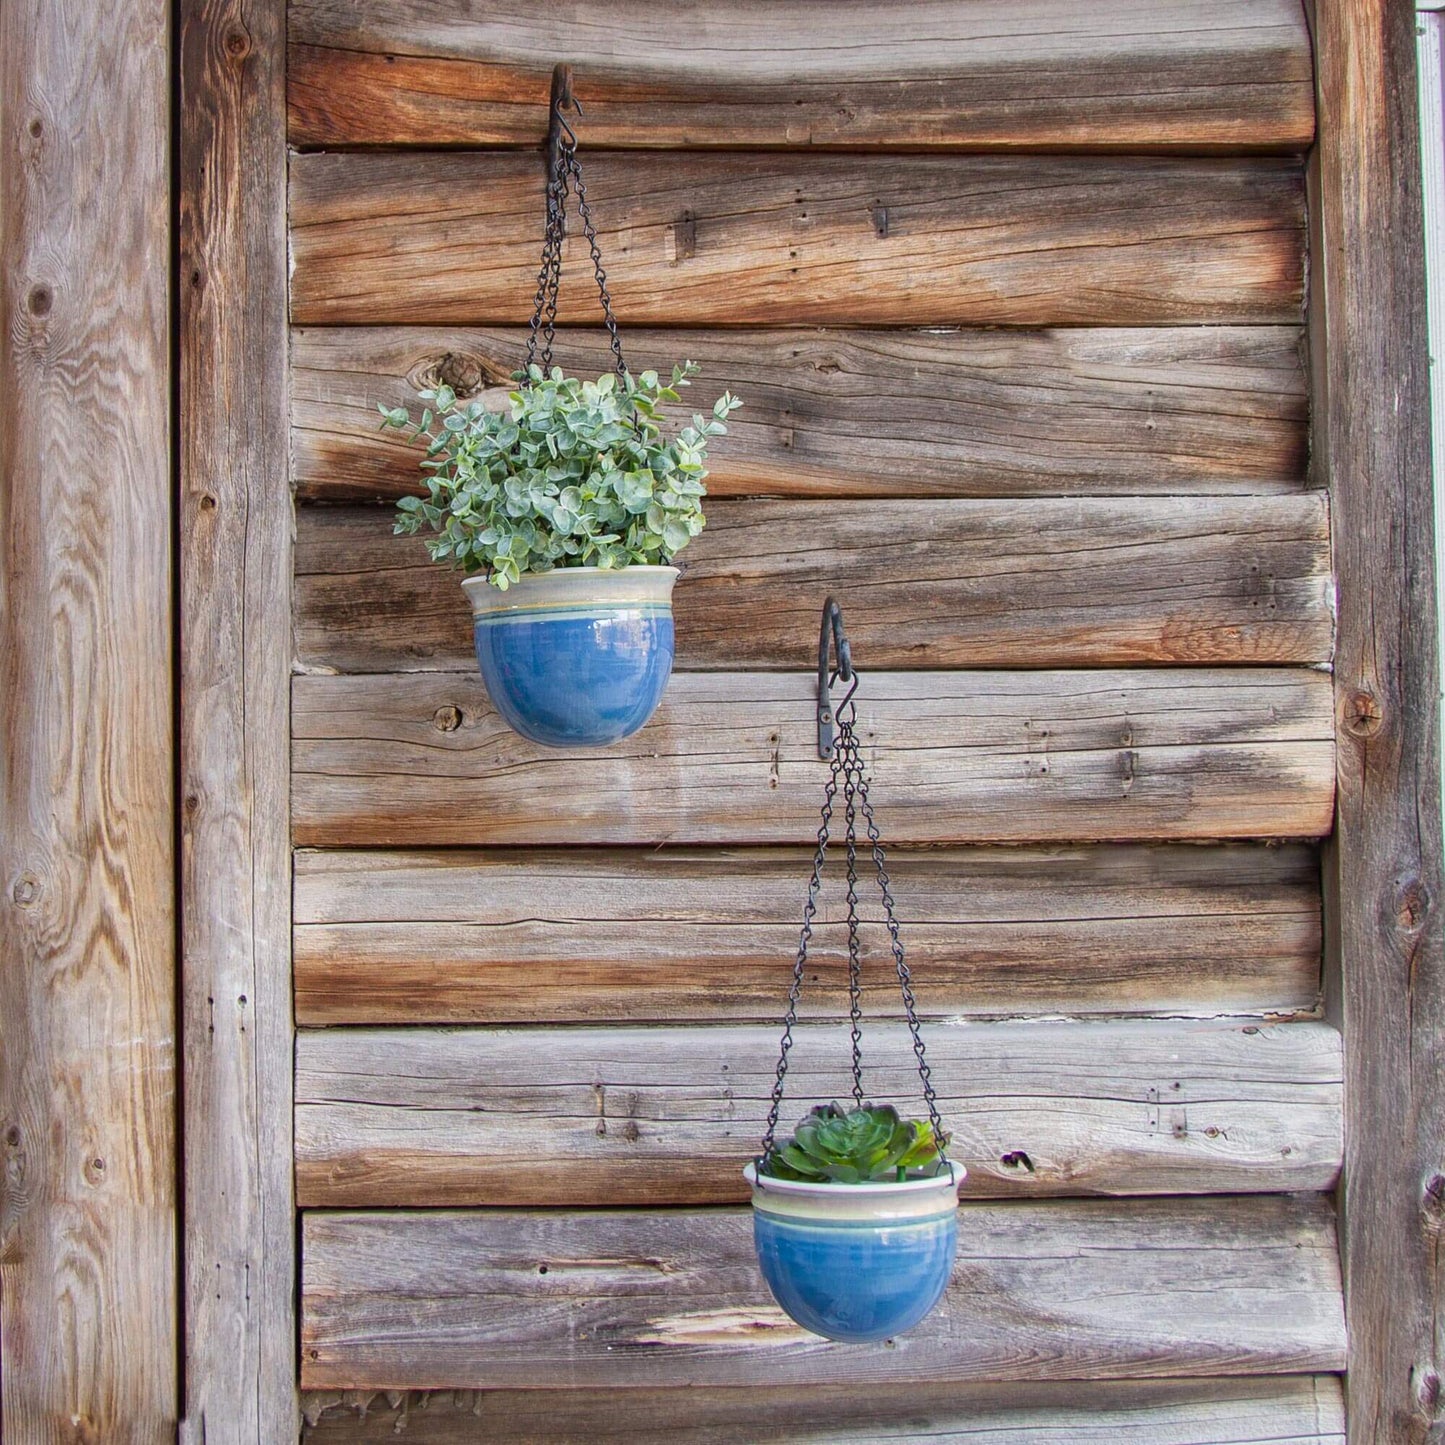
[
  {"xmin": 523, "ymin": 106, "xmax": 630, "ymax": 385},
  {"xmin": 758, "ymin": 675, "xmax": 949, "ymax": 1167}
]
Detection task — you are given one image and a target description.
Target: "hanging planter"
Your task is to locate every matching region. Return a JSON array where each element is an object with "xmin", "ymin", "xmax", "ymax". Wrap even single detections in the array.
[
  {"xmin": 747, "ymin": 601, "xmax": 964, "ymax": 1344},
  {"xmin": 378, "ymin": 65, "xmax": 741, "ymax": 748}
]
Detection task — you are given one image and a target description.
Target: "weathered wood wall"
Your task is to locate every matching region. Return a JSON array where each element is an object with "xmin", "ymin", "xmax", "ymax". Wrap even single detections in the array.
[
  {"xmin": 286, "ymin": 2, "xmax": 1350, "ymax": 1439},
  {"xmin": 0, "ymin": 1, "xmax": 176, "ymax": 1437}
]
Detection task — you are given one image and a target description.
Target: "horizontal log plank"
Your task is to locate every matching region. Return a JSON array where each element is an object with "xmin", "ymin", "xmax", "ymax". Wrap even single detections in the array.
[
  {"xmin": 291, "ymin": 326, "xmax": 1310, "ymax": 504},
  {"xmin": 288, "ymin": 153, "xmax": 1305, "ymax": 328},
  {"xmin": 295, "ymin": 1019, "xmax": 1342, "ymax": 1207},
  {"xmin": 293, "ymin": 842, "xmax": 1322, "ymax": 1025},
  {"xmin": 295, "ymin": 496, "xmax": 1332, "ymax": 673},
  {"xmin": 301, "ymin": 1378, "xmax": 1346, "ymax": 1444},
  {"xmin": 300, "ymin": 1194, "xmax": 1346, "ymax": 1388},
  {"xmin": 291, "ymin": 670, "xmax": 1335, "ymax": 847},
  {"xmin": 288, "ymin": 0, "xmax": 1315, "ymax": 153}
]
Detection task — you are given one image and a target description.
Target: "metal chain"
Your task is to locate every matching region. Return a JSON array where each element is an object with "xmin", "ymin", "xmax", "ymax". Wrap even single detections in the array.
[
  {"xmin": 759, "ymin": 748, "xmax": 843, "ymax": 1160},
  {"xmin": 523, "ymin": 103, "xmax": 630, "ymax": 385},
  {"xmin": 758, "ymin": 671, "xmax": 948, "ymax": 1164}
]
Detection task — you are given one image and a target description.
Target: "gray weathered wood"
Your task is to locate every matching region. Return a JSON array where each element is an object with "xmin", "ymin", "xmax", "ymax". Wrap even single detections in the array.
[
  {"xmin": 300, "ymin": 1377, "xmax": 1347, "ymax": 1444},
  {"xmin": 1312, "ymin": 1, "xmax": 1445, "ymax": 1439},
  {"xmin": 300, "ymin": 1195, "xmax": 1346, "ymax": 1389},
  {"xmin": 292, "ymin": 669, "xmax": 1335, "ymax": 847},
  {"xmin": 288, "ymin": 0, "xmax": 1315, "ymax": 153},
  {"xmin": 295, "ymin": 495, "xmax": 1332, "ymax": 673},
  {"xmin": 178, "ymin": 0, "xmax": 296, "ymax": 1438},
  {"xmin": 293, "ymin": 842, "xmax": 1323, "ymax": 1025},
  {"xmin": 294, "ymin": 1019, "xmax": 1342, "ymax": 1207},
  {"xmin": 288, "ymin": 153, "xmax": 1305, "ymax": 328},
  {"xmin": 292, "ymin": 325, "xmax": 1310, "ymax": 504},
  {"xmin": 0, "ymin": 0, "xmax": 175, "ymax": 1434}
]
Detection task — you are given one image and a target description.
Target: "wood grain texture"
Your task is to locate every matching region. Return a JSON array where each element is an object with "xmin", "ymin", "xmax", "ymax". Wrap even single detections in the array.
[
  {"xmin": 300, "ymin": 1378, "xmax": 1347, "ymax": 1444},
  {"xmin": 295, "ymin": 495, "xmax": 1333, "ymax": 673},
  {"xmin": 293, "ymin": 842, "xmax": 1323, "ymax": 1025},
  {"xmin": 295, "ymin": 1019, "xmax": 1343, "ymax": 1207},
  {"xmin": 288, "ymin": 0, "xmax": 1316, "ymax": 153},
  {"xmin": 292, "ymin": 325, "xmax": 1310, "ymax": 504},
  {"xmin": 1312, "ymin": 1, "xmax": 1445, "ymax": 1439},
  {"xmin": 0, "ymin": 0, "xmax": 175, "ymax": 1434},
  {"xmin": 178, "ymin": 0, "xmax": 296, "ymax": 1438},
  {"xmin": 292, "ymin": 669, "xmax": 1336, "ymax": 847},
  {"xmin": 288, "ymin": 152, "xmax": 1305, "ymax": 328},
  {"xmin": 300, "ymin": 1195, "xmax": 1346, "ymax": 1389}
]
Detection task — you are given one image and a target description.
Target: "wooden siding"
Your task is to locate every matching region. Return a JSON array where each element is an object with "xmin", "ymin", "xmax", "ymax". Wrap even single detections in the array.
[
  {"xmin": 292, "ymin": 669, "xmax": 1335, "ymax": 847},
  {"xmin": 288, "ymin": 153, "xmax": 1305, "ymax": 328},
  {"xmin": 293, "ymin": 843, "xmax": 1322, "ymax": 1025},
  {"xmin": 1313, "ymin": 0, "xmax": 1445, "ymax": 1437},
  {"xmin": 300, "ymin": 1196, "xmax": 1346, "ymax": 1389},
  {"xmin": 301, "ymin": 1378, "xmax": 1347, "ymax": 1444},
  {"xmin": 295, "ymin": 1019, "xmax": 1341, "ymax": 1208},
  {"xmin": 287, "ymin": 0, "xmax": 1315, "ymax": 153},
  {"xmin": 296, "ymin": 496, "xmax": 1332, "ymax": 674},
  {"xmin": 179, "ymin": 0, "xmax": 297, "ymax": 1437},
  {"xmin": 0, "ymin": 0, "xmax": 175, "ymax": 1433},
  {"xmin": 293, "ymin": 326, "xmax": 1310, "ymax": 504}
]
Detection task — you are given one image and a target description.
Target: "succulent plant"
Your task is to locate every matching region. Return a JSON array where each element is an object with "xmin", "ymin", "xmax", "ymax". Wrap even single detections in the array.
[
  {"xmin": 762, "ymin": 1102, "xmax": 949, "ymax": 1185},
  {"xmin": 381, "ymin": 362, "xmax": 741, "ymax": 589}
]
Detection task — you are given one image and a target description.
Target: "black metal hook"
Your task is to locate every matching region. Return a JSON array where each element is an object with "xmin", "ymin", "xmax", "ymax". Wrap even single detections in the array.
[
  {"xmin": 546, "ymin": 63, "xmax": 582, "ymax": 182},
  {"xmin": 817, "ymin": 597, "xmax": 855, "ymax": 759}
]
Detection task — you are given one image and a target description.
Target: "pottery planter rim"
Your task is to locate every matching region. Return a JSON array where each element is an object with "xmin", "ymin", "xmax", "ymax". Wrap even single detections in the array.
[
  {"xmin": 461, "ymin": 563, "xmax": 680, "ymax": 606},
  {"xmin": 743, "ymin": 1161, "xmax": 966, "ymax": 1198}
]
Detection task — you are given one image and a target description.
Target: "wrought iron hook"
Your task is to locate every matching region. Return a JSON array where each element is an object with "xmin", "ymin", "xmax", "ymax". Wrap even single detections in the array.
[
  {"xmin": 817, "ymin": 597, "xmax": 855, "ymax": 760},
  {"xmin": 546, "ymin": 63, "xmax": 582, "ymax": 183}
]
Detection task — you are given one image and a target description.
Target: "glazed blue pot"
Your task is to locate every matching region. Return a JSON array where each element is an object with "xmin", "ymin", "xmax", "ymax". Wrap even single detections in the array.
[
  {"xmin": 461, "ymin": 566, "xmax": 678, "ymax": 748},
  {"xmin": 744, "ymin": 1162, "xmax": 964, "ymax": 1343}
]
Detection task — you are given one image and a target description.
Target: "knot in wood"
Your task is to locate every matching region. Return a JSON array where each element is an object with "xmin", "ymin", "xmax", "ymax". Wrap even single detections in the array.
[
  {"xmin": 432, "ymin": 705, "xmax": 463, "ymax": 733},
  {"xmin": 1423, "ymin": 1173, "xmax": 1445, "ymax": 1222},
  {"xmin": 26, "ymin": 284, "xmax": 52, "ymax": 317},
  {"xmin": 1343, "ymin": 687, "xmax": 1384, "ymax": 739},
  {"xmin": 413, "ymin": 351, "xmax": 489, "ymax": 399},
  {"xmin": 1413, "ymin": 1365, "xmax": 1443, "ymax": 1418},
  {"xmin": 11, "ymin": 872, "xmax": 40, "ymax": 907},
  {"xmin": 1395, "ymin": 876, "xmax": 1431, "ymax": 933},
  {"xmin": 224, "ymin": 26, "xmax": 252, "ymax": 60}
]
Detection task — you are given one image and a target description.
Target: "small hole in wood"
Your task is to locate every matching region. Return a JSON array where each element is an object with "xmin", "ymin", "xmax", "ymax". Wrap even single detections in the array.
[{"xmin": 1000, "ymin": 1150, "xmax": 1034, "ymax": 1172}]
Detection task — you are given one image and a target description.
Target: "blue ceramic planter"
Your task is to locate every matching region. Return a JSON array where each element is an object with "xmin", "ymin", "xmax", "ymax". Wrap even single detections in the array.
[
  {"xmin": 743, "ymin": 1162, "xmax": 964, "ymax": 1343},
  {"xmin": 461, "ymin": 566, "xmax": 678, "ymax": 748}
]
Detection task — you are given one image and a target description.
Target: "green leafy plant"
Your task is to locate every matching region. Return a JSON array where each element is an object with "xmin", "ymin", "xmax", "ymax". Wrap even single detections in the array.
[
  {"xmin": 762, "ymin": 1103, "xmax": 949, "ymax": 1185},
  {"xmin": 380, "ymin": 362, "xmax": 742, "ymax": 589}
]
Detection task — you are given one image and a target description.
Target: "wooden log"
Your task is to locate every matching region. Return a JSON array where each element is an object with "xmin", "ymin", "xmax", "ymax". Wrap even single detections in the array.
[
  {"xmin": 287, "ymin": 0, "xmax": 1316, "ymax": 153},
  {"xmin": 178, "ymin": 0, "xmax": 296, "ymax": 1439},
  {"xmin": 294, "ymin": 1019, "xmax": 1343, "ymax": 1208},
  {"xmin": 300, "ymin": 1195, "xmax": 1346, "ymax": 1388},
  {"xmin": 1312, "ymin": 1, "xmax": 1445, "ymax": 1438},
  {"xmin": 0, "ymin": 0, "xmax": 175, "ymax": 1434},
  {"xmin": 291, "ymin": 669, "xmax": 1335, "ymax": 847},
  {"xmin": 295, "ymin": 495, "xmax": 1332, "ymax": 673},
  {"xmin": 288, "ymin": 153, "xmax": 1305, "ymax": 328},
  {"xmin": 292, "ymin": 325, "xmax": 1310, "ymax": 504},
  {"xmin": 293, "ymin": 842, "xmax": 1323, "ymax": 1025},
  {"xmin": 301, "ymin": 1377, "xmax": 1347, "ymax": 1445}
]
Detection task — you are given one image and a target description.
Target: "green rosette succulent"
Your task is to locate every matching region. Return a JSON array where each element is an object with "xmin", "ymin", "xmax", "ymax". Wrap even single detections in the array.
[{"xmin": 763, "ymin": 1102, "xmax": 949, "ymax": 1185}]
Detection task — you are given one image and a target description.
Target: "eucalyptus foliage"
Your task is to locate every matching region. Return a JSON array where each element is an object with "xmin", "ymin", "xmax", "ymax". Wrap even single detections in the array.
[
  {"xmin": 380, "ymin": 362, "xmax": 742, "ymax": 589},
  {"xmin": 763, "ymin": 1103, "xmax": 949, "ymax": 1185}
]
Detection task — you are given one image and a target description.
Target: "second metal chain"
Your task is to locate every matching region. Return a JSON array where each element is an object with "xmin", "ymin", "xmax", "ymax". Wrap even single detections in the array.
[{"xmin": 759, "ymin": 680, "xmax": 947, "ymax": 1162}]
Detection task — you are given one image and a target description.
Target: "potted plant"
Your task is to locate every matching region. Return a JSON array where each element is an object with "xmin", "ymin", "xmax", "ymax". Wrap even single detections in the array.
[
  {"xmin": 743, "ymin": 1102, "xmax": 964, "ymax": 1343},
  {"xmin": 380, "ymin": 362, "xmax": 741, "ymax": 747}
]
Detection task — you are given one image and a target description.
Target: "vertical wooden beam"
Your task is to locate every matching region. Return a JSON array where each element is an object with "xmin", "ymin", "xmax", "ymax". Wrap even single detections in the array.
[
  {"xmin": 1314, "ymin": 1, "xmax": 1445, "ymax": 1438},
  {"xmin": 178, "ymin": 0, "xmax": 295, "ymax": 1439},
  {"xmin": 0, "ymin": 0, "xmax": 176, "ymax": 1438}
]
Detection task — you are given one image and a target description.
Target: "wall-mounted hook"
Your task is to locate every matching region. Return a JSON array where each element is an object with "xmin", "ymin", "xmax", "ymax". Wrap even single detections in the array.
[
  {"xmin": 817, "ymin": 597, "xmax": 855, "ymax": 759},
  {"xmin": 546, "ymin": 63, "xmax": 581, "ymax": 186}
]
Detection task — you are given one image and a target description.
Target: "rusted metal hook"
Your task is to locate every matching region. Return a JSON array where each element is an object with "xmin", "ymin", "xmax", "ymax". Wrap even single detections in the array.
[{"xmin": 817, "ymin": 597, "xmax": 856, "ymax": 759}]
